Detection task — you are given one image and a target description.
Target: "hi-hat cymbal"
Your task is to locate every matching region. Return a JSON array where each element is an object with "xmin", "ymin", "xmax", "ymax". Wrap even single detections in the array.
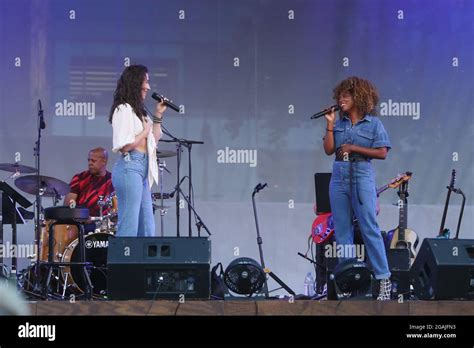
[
  {"xmin": 156, "ymin": 150, "xmax": 177, "ymax": 158},
  {"xmin": 15, "ymin": 175, "xmax": 70, "ymax": 197},
  {"xmin": 0, "ymin": 163, "xmax": 37, "ymax": 174}
]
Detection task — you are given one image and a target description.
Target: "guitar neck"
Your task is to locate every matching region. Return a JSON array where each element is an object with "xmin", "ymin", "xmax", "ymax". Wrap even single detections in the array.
[
  {"xmin": 377, "ymin": 184, "xmax": 389, "ymax": 196},
  {"xmin": 399, "ymin": 198, "xmax": 407, "ymax": 230},
  {"xmin": 398, "ymin": 184, "xmax": 408, "ymax": 240}
]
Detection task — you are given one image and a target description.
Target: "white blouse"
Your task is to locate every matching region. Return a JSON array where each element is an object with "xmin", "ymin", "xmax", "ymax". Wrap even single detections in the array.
[{"xmin": 111, "ymin": 103, "xmax": 159, "ymax": 188}]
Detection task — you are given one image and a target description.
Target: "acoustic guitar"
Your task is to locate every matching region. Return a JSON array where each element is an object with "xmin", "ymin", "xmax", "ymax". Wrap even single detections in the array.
[{"xmin": 387, "ymin": 172, "xmax": 419, "ymax": 264}]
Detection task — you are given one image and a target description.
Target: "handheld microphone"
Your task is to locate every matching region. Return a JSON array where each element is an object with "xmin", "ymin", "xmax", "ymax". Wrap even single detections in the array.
[
  {"xmin": 151, "ymin": 92, "xmax": 180, "ymax": 112},
  {"xmin": 310, "ymin": 105, "xmax": 341, "ymax": 120}
]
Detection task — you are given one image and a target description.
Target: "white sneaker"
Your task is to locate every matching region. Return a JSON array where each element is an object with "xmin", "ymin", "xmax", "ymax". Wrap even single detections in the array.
[{"xmin": 377, "ymin": 278, "xmax": 392, "ymax": 301}]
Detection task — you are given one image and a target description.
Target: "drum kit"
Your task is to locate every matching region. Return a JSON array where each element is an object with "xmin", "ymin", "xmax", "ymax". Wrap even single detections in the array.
[
  {"xmin": 0, "ymin": 162, "xmax": 120, "ymax": 298},
  {"xmin": 0, "ymin": 147, "xmax": 181, "ymax": 299}
]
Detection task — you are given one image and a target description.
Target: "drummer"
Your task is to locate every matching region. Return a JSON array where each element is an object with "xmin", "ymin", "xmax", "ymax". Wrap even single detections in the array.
[{"xmin": 63, "ymin": 147, "xmax": 115, "ymax": 232}]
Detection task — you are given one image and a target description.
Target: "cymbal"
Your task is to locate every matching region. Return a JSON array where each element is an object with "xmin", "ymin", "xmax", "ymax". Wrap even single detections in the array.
[
  {"xmin": 15, "ymin": 175, "xmax": 70, "ymax": 197},
  {"xmin": 0, "ymin": 163, "xmax": 37, "ymax": 174},
  {"xmin": 156, "ymin": 150, "xmax": 177, "ymax": 158}
]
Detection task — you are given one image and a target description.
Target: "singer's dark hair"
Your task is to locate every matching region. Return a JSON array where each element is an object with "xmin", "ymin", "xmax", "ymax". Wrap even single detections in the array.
[
  {"xmin": 108, "ymin": 65, "xmax": 148, "ymax": 123},
  {"xmin": 333, "ymin": 76, "xmax": 379, "ymax": 117}
]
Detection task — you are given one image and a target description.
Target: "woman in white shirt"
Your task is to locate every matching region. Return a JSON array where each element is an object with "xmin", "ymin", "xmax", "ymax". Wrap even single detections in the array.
[{"xmin": 108, "ymin": 65, "xmax": 166, "ymax": 236}]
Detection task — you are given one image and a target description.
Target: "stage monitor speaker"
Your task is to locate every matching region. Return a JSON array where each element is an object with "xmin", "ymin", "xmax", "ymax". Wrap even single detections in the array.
[
  {"xmin": 410, "ymin": 238, "xmax": 474, "ymax": 300},
  {"xmin": 107, "ymin": 237, "xmax": 211, "ymax": 300},
  {"xmin": 315, "ymin": 173, "xmax": 331, "ymax": 214}
]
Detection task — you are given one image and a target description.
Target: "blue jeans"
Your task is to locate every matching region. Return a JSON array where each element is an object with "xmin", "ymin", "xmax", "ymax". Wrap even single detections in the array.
[
  {"xmin": 329, "ymin": 161, "xmax": 390, "ymax": 280},
  {"xmin": 112, "ymin": 150, "xmax": 155, "ymax": 237}
]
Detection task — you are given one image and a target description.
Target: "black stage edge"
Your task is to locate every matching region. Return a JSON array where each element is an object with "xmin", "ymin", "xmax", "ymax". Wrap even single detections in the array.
[{"xmin": 0, "ymin": 315, "xmax": 472, "ymax": 346}]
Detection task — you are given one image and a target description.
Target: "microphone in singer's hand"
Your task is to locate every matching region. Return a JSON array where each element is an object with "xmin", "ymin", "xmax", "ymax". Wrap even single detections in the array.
[
  {"xmin": 151, "ymin": 92, "xmax": 180, "ymax": 112},
  {"xmin": 310, "ymin": 104, "xmax": 341, "ymax": 119}
]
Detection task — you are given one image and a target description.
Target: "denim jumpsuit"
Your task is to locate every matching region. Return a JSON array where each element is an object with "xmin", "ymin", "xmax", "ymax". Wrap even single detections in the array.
[
  {"xmin": 329, "ymin": 115, "xmax": 391, "ymax": 279},
  {"xmin": 112, "ymin": 151, "xmax": 155, "ymax": 237}
]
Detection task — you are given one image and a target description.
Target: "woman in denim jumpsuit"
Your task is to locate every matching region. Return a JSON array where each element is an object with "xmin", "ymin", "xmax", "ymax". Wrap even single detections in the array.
[
  {"xmin": 323, "ymin": 77, "xmax": 392, "ymax": 300},
  {"xmin": 108, "ymin": 65, "xmax": 167, "ymax": 237}
]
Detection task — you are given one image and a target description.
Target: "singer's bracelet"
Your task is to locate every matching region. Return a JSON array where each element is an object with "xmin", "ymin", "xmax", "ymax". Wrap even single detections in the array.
[
  {"xmin": 152, "ymin": 115, "xmax": 163, "ymax": 124},
  {"xmin": 326, "ymin": 128, "xmax": 334, "ymax": 132}
]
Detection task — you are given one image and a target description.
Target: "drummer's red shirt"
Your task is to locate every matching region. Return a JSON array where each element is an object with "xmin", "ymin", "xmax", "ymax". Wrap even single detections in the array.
[{"xmin": 69, "ymin": 170, "xmax": 114, "ymax": 217}]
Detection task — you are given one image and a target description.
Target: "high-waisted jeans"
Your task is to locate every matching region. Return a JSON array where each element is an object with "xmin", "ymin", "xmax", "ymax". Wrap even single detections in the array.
[
  {"xmin": 112, "ymin": 150, "xmax": 155, "ymax": 237},
  {"xmin": 329, "ymin": 160, "xmax": 390, "ymax": 279}
]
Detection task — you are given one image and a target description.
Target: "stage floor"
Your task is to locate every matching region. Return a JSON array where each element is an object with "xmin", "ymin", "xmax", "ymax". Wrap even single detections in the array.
[{"xmin": 26, "ymin": 300, "xmax": 472, "ymax": 316}]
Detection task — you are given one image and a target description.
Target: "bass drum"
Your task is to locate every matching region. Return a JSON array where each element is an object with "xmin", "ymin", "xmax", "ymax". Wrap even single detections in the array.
[{"xmin": 61, "ymin": 232, "xmax": 114, "ymax": 298}]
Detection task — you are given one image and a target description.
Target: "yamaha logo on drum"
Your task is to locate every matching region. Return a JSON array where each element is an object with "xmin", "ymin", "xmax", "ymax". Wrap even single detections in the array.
[{"xmin": 85, "ymin": 239, "xmax": 109, "ymax": 249}]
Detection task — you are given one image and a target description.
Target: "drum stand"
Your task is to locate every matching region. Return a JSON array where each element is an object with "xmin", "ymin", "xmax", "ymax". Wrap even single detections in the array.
[
  {"xmin": 95, "ymin": 195, "xmax": 113, "ymax": 234},
  {"xmin": 41, "ymin": 207, "xmax": 93, "ymax": 300},
  {"xmin": 32, "ymin": 101, "xmax": 45, "ymax": 295},
  {"xmin": 157, "ymin": 160, "xmax": 170, "ymax": 237},
  {"xmin": 91, "ymin": 192, "xmax": 119, "ymax": 235}
]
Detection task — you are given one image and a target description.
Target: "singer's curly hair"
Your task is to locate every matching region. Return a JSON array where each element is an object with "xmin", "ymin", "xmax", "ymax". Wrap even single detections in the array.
[
  {"xmin": 333, "ymin": 76, "xmax": 379, "ymax": 117},
  {"xmin": 108, "ymin": 65, "xmax": 148, "ymax": 123}
]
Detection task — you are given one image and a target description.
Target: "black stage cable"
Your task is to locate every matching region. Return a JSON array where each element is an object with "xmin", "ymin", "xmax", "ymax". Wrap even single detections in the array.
[{"xmin": 145, "ymin": 281, "xmax": 163, "ymax": 316}]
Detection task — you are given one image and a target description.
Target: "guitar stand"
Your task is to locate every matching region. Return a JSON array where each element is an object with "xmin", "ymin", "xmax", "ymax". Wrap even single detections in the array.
[
  {"xmin": 451, "ymin": 187, "xmax": 465, "ymax": 240},
  {"xmin": 439, "ymin": 170, "xmax": 466, "ymax": 240}
]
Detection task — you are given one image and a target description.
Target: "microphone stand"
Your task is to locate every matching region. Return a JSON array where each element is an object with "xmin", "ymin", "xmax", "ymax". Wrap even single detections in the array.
[
  {"xmin": 173, "ymin": 182, "xmax": 211, "ymax": 237},
  {"xmin": 252, "ymin": 183, "xmax": 295, "ymax": 298},
  {"xmin": 159, "ymin": 126, "xmax": 203, "ymax": 237},
  {"xmin": 146, "ymin": 104, "xmax": 204, "ymax": 237},
  {"xmin": 33, "ymin": 100, "xmax": 45, "ymax": 294},
  {"xmin": 156, "ymin": 159, "xmax": 171, "ymax": 237}
]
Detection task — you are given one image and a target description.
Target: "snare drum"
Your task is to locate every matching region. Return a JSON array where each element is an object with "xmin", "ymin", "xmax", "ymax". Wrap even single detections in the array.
[{"xmin": 61, "ymin": 232, "xmax": 113, "ymax": 297}]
